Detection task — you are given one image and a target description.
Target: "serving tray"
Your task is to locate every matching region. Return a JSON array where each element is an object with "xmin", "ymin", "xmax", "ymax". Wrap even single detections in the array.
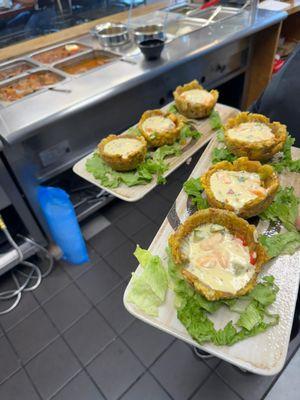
[
  {"xmin": 124, "ymin": 134, "xmax": 300, "ymax": 375},
  {"xmin": 73, "ymin": 103, "xmax": 238, "ymax": 202}
]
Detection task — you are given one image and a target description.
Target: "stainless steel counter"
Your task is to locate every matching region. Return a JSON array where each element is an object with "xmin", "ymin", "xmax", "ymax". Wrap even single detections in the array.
[{"xmin": 0, "ymin": 8, "xmax": 286, "ymax": 145}]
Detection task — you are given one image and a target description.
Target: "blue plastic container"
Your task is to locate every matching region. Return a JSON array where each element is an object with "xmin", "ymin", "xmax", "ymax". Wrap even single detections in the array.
[{"xmin": 38, "ymin": 186, "xmax": 89, "ymax": 265}]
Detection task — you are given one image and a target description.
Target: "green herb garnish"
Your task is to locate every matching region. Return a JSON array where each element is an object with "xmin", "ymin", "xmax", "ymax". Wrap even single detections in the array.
[
  {"xmin": 212, "ymin": 147, "xmax": 237, "ymax": 164},
  {"xmin": 271, "ymin": 135, "xmax": 300, "ymax": 173}
]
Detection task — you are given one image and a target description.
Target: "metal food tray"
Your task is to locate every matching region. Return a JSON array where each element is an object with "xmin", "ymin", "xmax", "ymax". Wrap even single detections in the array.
[
  {"xmin": 166, "ymin": 18, "xmax": 206, "ymax": 37},
  {"xmin": 124, "ymin": 137, "xmax": 300, "ymax": 376},
  {"xmin": 0, "ymin": 59, "xmax": 39, "ymax": 83},
  {"xmin": 0, "ymin": 68, "xmax": 67, "ymax": 106},
  {"xmin": 53, "ymin": 49, "xmax": 120, "ymax": 76},
  {"xmin": 30, "ymin": 41, "xmax": 92, "ymax": 65},
  {"xmin": 188, "ymin": 6, "xmax": 243, "ymax": 23},
  {"xmin": 73, "ymin": 103, "xmax": 238, "ymax": 202}
]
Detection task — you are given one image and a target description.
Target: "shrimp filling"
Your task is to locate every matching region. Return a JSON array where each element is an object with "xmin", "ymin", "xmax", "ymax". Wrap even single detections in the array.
[
  {"xmin": 182, "ymin": 223, "xmax": 255, "ymax": 294},
  {"xmin": 142, "ymin": 116, "xmax": 175, "ymax": 138},
  {"xmin": 227, "ymin": 122, "xmax": 274, "ymax": 143},
  {"xmin": 180, "ymin": 89, "xmax": 214, "ymax": 106},
  {"xmin": 210, "ymin": 170, "xmax": 267, "ymax": 211},
  {"xmin": 104, "ymin": 138, "xmax": 143, "ymax": 159}
]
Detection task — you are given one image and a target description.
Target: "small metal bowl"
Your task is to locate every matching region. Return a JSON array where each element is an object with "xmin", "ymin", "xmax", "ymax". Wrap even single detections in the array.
[
  {"xmin": 133, "ymin": 24, "xmax": 165, "ymax": 44},
  {"xmin": 92, "ymin": 22, "xmax": 129, "ymax": 47}
]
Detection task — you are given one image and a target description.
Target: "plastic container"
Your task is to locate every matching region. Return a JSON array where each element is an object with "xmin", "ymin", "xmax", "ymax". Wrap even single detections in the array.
[{"xmin": 38, "ymin": 186, "xmax": 89, "ymax": 264}]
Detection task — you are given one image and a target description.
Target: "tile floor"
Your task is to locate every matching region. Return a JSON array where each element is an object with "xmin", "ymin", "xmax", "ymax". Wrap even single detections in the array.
[{"xmin": 0, "ymin": 148, "xmax": 299, "ymax": 400}]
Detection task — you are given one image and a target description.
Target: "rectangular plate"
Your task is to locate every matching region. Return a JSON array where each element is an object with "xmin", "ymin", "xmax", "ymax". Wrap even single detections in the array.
[
  {"xmin": 124, "ymin": 134, "xmax": 300, "ymax": 375},
  {"xmin": 73, "ymin": 103, "xmax": 238, "ymax": 202}
]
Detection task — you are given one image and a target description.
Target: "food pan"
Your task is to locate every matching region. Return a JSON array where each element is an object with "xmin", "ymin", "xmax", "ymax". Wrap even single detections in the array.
[
  {"xmin": 30, "ymin": 42, "xmax": 91, "ymax": 65},
  {"xmin": 92, "ymin": 22, "xmax": 129, "ymax": 47},
  {"xmin": 0, "ymin": 69, "xmax": 66, "ymax": 105},
  {"xmin": 188, "ymin": 6, "xmax": 242, "ymax": 22},
  {"xmin": 53, "ymin": 50, "xmax": 120, "ymax": 76},
  {"xmin": 166, "ymin": 19, "xmax": 206, "ymax": 37},
  {"xmin": 0, "ymin": 59, "xmax": 38, "ymax": 82}
]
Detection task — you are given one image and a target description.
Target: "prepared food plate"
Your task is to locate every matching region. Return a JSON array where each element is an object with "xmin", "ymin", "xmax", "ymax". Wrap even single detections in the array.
[
  {"xmin": 73, "ymin": 103, "xmax": 237, "ymax": 202},
  {"xmin": 124, "ymin": 136, "xmax": 300, "ymax": 375}
]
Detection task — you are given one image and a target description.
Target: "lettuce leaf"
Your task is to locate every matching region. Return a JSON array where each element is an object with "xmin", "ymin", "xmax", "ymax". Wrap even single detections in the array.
[
  {"xmin": 167, "ymin": 249, "xmax": 279, "ymax": 346},
  {"xmin": 260, "ymin": 187, "xmax": 299, "ymax": 232},
  {"xmin": 183, "ymin": 178, "xmax": 209, "ymax": 210},
  {"xmin": 209, "ymin": 110, "xmax": 223, "ymax": 130},
  {"xmin": 259, "ymin": 231, "xmax": 300, "ymax": 258},
  {"xmin": 212, "ymin": 147, "xmax": 237, "ymax": 164},
  {"xmin": 271, "ymin": 135, "xmax": 300, "ymax": 173},
  {"xmin": 126, "ymin": 246, "xmax": 168, "ymax": 316},
  {"xmin": 180, "ymin": 124, "xmax": 202, "ymax": 142},
  {"xmin": 168, "ymin": 104, "xmax": 178, "ymax": 114}
]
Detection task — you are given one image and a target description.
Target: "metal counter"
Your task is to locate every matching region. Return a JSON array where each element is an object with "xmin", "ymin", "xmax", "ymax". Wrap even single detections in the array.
[
  {"xmin": 0, "ymin": 7, "xmax": 287, "ymax": 239},
  {"xmin": 0, "ymin": 8, "xmax": 286, "ymax": 145}
]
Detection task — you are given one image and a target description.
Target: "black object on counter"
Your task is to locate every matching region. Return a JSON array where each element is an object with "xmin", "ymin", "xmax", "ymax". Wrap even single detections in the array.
[{"xmin": 139, "ymin": 39, "xmax": 164, "ymax": 61}]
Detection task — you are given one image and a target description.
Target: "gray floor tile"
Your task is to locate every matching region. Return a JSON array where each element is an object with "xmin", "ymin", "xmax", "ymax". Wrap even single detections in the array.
[
  {"xmin": 157, "ymin": 179, "xmax": 183, "ymax": 202},
  {"xmin": 102, "ymin": 200, "xmax": 133, "ymax": 223},
  {"xmin": 64, "ymin": 308, "xmax": 116, "ymax": 365},
  {"xmin": 8, "ymin": 308, "xmax": 58, "ymax": 363},
  {"xmin": 115, "ymin": 209, "xmax": 151, "ymax": 237},
  {"xmin": 0, "ymin": 370, "xmax": 40, "ymax": 400},
  {"xmin": 103, "ymin": 240, "xmax": 138, "ymax": 279},
  {"xmin": 33, "ymin": 265, "xmax": 71, "ymax": 304},
  {"xmin": 131, "ymin": 222, "xmax": 159, "ymax": 249},
  {"xmin": 87, "ymin": 338, "xmax": 144, "ymax": 400},
  {"xmin": 76, "ymin": 259, "xmax": 121, "ymax": 304},
  {"xmin": 44, "ymin": 283, "xmax": 91, "ymax": 332},
  {"xmin": 215, "ymin": 362, "xmax": 276, "ymax": 400},
  {"xmin": 82, "ymin": 215, "xmax": 110, "ymax": 241},
  {"xmin": 60, "ymin": 244, "xmax": 100, "ymax": 280},
  {"xmin": 151, "ymin": 341, "xmax": 211, "ymax": 400},
  {"xmin": 120, "ymin": 372, "xmax": 171, "ymax": 400},
  {"xmin": 191, "ymin": 372, "xmax": 241, "ymax": 400},
  {"xmin": 89, "ymin": 225, "xmax": 127, "ymax": 256},
  {"xmin": 266, "ymin": 348, "xmax": 300, "ymax": 400},
  {"xmin": 136, "ymin": 191, "xmax": 171, "ymax": 225},
  {"xmin": 0, "ymin": 335, "xmax": 20, "ymax": 383},
  {"xmin": 123, "ymin": 320, "xmax": 174, "ymax": 367},
  {"xmin": 26, "ymin": 337, "xmax": 81, "ymax": 400},
  {"xmin": 52, "ymin": 370, "xmax": 105, "ymax": 400},
  {"xmin": 97, "ymin": 282, "xmax": 135, "ymax": 334},
  {"xmin": 0, "ymin": 292, "xmax": 40, "ymax": 332}
]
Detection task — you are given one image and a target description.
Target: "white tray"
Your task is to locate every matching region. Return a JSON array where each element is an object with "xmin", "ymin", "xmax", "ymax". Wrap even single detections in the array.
[
  {"xmin": 73, "ymin": 103, "xmax": 238, "ymax": 202},
  {"xmin": 124, "ymin": 136, "xmax": 300, "ymax": 375}
]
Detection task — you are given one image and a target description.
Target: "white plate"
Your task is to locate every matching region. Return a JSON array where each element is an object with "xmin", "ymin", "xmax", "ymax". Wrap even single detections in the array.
[
  {"xmin": 73, "ymin": 103, "xmax": 238, "ymax": 202},
  {"xmin": 124, "ymin": 136, "xmax": 300, "ymax": 375}
]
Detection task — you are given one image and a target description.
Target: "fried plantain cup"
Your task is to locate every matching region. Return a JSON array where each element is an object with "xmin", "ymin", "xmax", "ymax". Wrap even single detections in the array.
[
  {"xmin": 224, "ymin": 112, "xmax": 287, "ymax": 161},
  {"xmin": 138, "ymin": 109, "xmax": 184, "ymax": 147},
  {"xmin": 98, "ymin": 133, "xmax": 147, "ymax": 172},
  {"xmin": 169, "ymin": 208, "xmax": 267, "ymax": 301},
  {"xmin": 173, "ymin": 80, "xmax": 219, "ymax": 119},
  {"xmin": 201, "ymin": 157, "xmax": 279, "ymax": 218}
]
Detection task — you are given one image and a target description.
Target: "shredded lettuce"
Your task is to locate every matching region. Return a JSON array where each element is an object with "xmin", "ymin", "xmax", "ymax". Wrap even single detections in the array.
[
  {"xmin": 260, "ymin": 187, "xmax": 299, "ymax": 232},
  {"xmin": 183, "ymin": 178, "xmax": 209, "ymax": 210},
  {"xmin": 271, "ymin": 135, "xmax": 300, "ymax": 173},
  {"xmin": 259, "ymin": 232, "xmax": 300, "ymax": 258},
  {"xmin": 167, "ymin": 249, "xmax": 279, "ymax": 346},
  {"xmin": 126, "ymin": 246, "xmax": 168, "ymax": 316}
]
